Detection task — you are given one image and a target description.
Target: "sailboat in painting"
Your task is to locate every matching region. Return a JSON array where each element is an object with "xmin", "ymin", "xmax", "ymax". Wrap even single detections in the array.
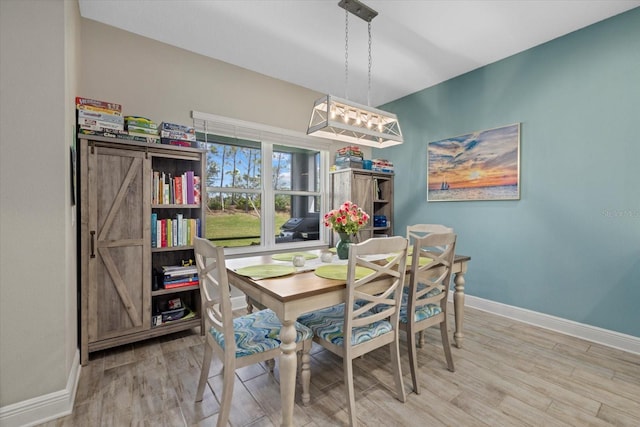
[{"xmin": 440, "ymin": 177, "xmax": 450, "ymax": 190}]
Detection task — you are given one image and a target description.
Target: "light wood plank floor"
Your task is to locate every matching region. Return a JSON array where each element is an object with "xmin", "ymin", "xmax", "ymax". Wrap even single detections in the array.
[{"xmin": 40, "ymin": 306, "xmax": 640, "ymax": 426}]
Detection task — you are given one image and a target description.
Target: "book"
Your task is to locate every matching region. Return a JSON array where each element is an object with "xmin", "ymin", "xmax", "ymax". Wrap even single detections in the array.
[
  {"xmin": 151, "ymin": 213, "xmax": 157, "ymax": 247},
  {"xmin": 185, "ymin": 171, "xmax": 194, "ymax": 204},
  {"xmin": 160, "ymin": 122, "xmax": 195, "ymax": 134},
  {"xmin": 193, "ymin": 176, "xmax": 201, "ymax": 205},
  {"xmin": 160, "ymin": 219, "xmax": 167, "ymax": 248},
  {"xmin": 78, "ymin": 117, "xmax": 125, "ymax": 131},
  {"xmin": 162, "ymin": 265, "xmax": 198, "ymax": 277},
  {"xmin": 174, "ymin": 176, "xmax": 183, "ymax": 205},
  {"xmin": 77, "ymin": 109, "xmax": 125, "ymax": 124},
  {"xmin": 126, "ymin": 125, "xmax": 159, "ymax": 135},
  {"xmin": 163, "ymin": 280, "xmax": 199, "ymax": 289},
  {"xmin": 175, "ymin": 213, "xmax": 183, "ymax": 245},
  {"xmin": 159, "ymin": 130, "xmax": 196, "ymax": 141},
  {"xmin": 76, "ymin": 96, "xmax": 122, "ymax": 112},
  {"xmin": 160, "ymin": 138, "xmax": 191, "ymax": 147},
  {"xmin": 124, "ymin": 116, "xmax": 157, "ymax": 129}
]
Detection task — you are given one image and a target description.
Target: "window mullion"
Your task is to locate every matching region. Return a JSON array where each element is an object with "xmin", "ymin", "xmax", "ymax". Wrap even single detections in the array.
[{"xmin": 262, "ymin": 141, "xmax": 275, "ymax": 247}]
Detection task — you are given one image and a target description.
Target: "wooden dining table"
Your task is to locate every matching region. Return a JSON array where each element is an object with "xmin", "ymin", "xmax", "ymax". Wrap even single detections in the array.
[{"xmin": 225, "ymin": 250, "xmax": 471, "ymax": 427}]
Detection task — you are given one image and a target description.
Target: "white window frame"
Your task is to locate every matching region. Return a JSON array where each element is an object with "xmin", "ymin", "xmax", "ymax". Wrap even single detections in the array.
[{"xmin": 192, "ymin": 110, "xmax": 332, "ymax": 256}]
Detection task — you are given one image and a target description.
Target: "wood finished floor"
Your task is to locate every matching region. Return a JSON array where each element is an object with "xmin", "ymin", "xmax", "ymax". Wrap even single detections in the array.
[{"xmin": 40, "ymin": 306, "xmax": 640, "ymax": 426}]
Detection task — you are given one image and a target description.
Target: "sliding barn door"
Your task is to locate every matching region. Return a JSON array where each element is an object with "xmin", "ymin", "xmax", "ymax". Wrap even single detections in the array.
[{"xmin": 85, "ymin": 144, "xmax": 150, "ymax": 344}]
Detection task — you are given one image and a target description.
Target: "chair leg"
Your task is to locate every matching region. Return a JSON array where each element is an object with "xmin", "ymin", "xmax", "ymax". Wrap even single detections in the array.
[
  {"xmin": 196, "ymin": 343, "xmax": 213, "ymax": 401},
  {"xmin": 300, "ymin": 341, "xmax": 312, "ymax": 406},
  {"xmin": 267, "ymin": 358, "xmax": 275, "ymax": 372},
  {"xmin": 389, "ymin": 335, "xmax": 407, "ymax": 403},
  {"xmin": 406, "ymin": 330, "xmax": 420, "ymax": 394},
  {"xmin": 344, "ymin": 358, "xmax": 358, "ymax": 427},
  {"xmin": 440, "ymin": 321, "xmax": 455, "ymax": 372},
  {"xmin": 217, "ymin": 361, "xmax": 236, "ymax": 427},
  {"xmin": 417, "ymin": 330, "xmax": 425, "ymax": 348}
]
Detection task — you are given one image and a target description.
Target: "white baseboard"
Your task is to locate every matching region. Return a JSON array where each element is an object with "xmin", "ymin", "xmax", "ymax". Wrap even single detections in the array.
[
  {"xmin": 0, "ymin": 350, "xmax": 81, "ymax": 427},
  {"xmin": 461, "ymin": 294, "xmax": 640, "ymax": 355}
]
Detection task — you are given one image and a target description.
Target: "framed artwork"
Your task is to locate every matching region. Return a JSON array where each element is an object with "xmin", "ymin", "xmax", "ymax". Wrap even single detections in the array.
[{"xmin": 427, "ymin": 123, "xmax": 520, "ymax": 201}]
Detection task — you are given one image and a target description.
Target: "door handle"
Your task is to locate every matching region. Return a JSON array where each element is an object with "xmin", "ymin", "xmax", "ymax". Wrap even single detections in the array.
[{"xmin": 90, "ymin": 231, "xmax": 96, "ymax": 258}]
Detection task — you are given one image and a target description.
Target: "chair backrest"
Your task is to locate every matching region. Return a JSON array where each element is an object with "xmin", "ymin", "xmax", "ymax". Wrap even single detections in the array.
[
  {"xmin": 407, "ymin": 224, "xmax": 454, "ymax": 253},
  {"xmin": 407, "ymin": 232, "xmax": 457, "ymax": 313},
  {"xmin": 344, "ymin": 236, "xmax": 409, "ymax": 345},
  {"xmin": 406, "ymin": 223, "xmax": 453, "ymax": 238},
  {"xmin": 194, "ymin": 237, "xmax": 235, "ymax": 353}
]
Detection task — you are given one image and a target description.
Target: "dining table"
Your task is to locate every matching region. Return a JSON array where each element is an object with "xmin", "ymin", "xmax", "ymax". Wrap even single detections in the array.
[{"xmin": 225, "ymin": 249, "xmax": 471, "ymax": 427}]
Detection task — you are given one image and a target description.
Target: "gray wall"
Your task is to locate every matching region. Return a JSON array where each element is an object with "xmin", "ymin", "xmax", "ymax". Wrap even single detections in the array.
[
  {"xmin": 379, "ymin": 7, "xmax": 640, "ymax": 337},
  {"xmin": 0, "ymin": 0, "xmax": 80, "ymax": 407}
]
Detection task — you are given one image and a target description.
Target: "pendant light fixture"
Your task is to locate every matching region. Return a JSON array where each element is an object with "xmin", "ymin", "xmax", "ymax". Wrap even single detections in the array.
[{"xmin": 307, "ymin": 0, "xmax": 403, "ymax": 148}]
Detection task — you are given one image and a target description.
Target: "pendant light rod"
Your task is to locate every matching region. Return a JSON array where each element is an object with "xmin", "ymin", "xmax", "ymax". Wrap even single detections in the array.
[{"xmin": 338, "ymin": 0, "xmax": 378, "ymax": 23}]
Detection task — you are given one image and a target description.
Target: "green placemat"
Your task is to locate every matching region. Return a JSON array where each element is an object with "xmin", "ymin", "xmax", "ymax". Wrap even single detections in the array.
[
  {"xmin": 271, "ymin": 252, "xmax": 318, "ymax": 261},
  {"xmin": 386, "ymin": 255, "xmax": 433, "ymax": 266},
  {"xmin": 235, "ymin": 264, "xmax": 296, "ymax": 280},
  {"xmin": 328, "ymin": 247, "xmax": 337, "ymax": 253},
  {"xmin": 315, "ymin": 264, "xmax": 374, "ymax": 281}
]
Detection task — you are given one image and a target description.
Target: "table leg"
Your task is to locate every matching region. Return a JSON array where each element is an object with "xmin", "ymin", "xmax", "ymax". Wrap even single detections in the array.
[
  {"xmin": 453, "ymin": 270, "xmax": 466, "ymax": 348},
  {"xmin": 279, "ymin": 320, "xmax": 297, "ymax": 427},
  {"xmin": 246, "ymin": 295, "xmax": 254, "ymax": 313}
]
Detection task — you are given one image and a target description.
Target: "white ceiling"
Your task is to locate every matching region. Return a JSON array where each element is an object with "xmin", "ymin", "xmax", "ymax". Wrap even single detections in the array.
[{"xmin": 79, "ymin": 0, "xmax": 639, "ymax": 106}]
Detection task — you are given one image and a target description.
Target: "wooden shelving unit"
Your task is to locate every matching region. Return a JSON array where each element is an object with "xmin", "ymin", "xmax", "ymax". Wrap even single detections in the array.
[
  {"xmin": 329, "ymin": 168, "xmax": 394, "ymax": 244},
  {"xmin": 79, "ymin": 135, "xmax": 206, "ymax": 364}
]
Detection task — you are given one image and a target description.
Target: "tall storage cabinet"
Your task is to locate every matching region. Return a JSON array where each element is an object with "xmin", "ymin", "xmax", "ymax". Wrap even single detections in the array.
[
  {"xmin": 79, "ymin": 136, "xmax": 205, "ymax": 364},
  {"xmin": 329, "ymin": 168, "xmax": 394, "ymax": 243}
]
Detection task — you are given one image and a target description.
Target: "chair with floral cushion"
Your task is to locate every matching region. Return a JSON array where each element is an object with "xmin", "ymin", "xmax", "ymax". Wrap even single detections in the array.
[
  {"xmin": 403, "ymin": 227, "xmax": 457, "ymax": 394},
  {"xmin": 297, "ymin": 236, "xmax": 409, "ymax": 427},
  {"xmin": 193, "ymin": 237, "xmax": 313, "ymax": 427}
]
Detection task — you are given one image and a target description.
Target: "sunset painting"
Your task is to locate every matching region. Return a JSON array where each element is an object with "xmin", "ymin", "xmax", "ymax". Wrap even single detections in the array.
[{"xmin": 427, "ymin": 123, "xmax": 520, "ymax": 201}]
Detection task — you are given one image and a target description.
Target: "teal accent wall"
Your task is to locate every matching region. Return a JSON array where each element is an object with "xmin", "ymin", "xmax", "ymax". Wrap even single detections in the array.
[{"xmin": 378, "ymin": 8, "xmax": 640, "ymax": 337}]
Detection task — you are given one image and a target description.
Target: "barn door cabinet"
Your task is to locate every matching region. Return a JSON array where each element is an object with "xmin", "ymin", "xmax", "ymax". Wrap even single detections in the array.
[
  {"xmin": 329, "ymin": 168, "xmax": 394, "ymax": 244},
  {"xmin": 79, "ymin": 136, "xmax": 205, "ymax": 364}
]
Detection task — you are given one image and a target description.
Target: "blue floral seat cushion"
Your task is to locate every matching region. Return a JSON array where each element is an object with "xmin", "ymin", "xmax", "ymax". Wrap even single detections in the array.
[
  {"xmin": 210, "ymin": 309, "xmax": 313, "ymax": 358},
  {"xmin": 297, "ymin": 303, "xmax": 392, "ymax": 346},
  {"xmin": 369, "ymin": 283, "xmax": 443, "ymax": 323},
  {"xmin": 399, "ymin": 283, "xmax": 443, "ymax": 323}
]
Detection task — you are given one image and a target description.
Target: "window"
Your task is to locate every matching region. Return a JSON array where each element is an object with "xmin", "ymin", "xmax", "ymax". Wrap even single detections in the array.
[{"xmin": 193, "ymin": 111, "xmax": 331, "ymax": 254}]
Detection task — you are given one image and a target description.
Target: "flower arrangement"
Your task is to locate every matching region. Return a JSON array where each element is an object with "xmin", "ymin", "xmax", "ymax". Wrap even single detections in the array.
[{"xmin": 323, "ymin": 201, "xmax": 370, "ymax": 235}]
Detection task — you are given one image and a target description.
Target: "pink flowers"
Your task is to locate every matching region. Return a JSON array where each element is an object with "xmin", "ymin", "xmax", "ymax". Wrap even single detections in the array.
[{"xmin": 324, "ymin": 201, "xmax": 369, "ymax": 235}]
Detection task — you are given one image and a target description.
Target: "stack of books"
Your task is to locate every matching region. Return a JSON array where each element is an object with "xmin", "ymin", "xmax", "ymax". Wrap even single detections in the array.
[
  {"xmin": 161, "ymin": 265, "xmax": 199, "ymax": 289},
  {"xmin": 160, "ymin": 122, "xmax": 196, "ymax": 147},
  {"xmin": 335, "ymin": 145, "xmax": 364, "ymax": 169},
  {"xmin": 76, "ymin": 97, "xmax": 125, "ymax": 136},
  {"xmin": 125, "ymin": 116, "xmax": 160, "ymax": 143}
]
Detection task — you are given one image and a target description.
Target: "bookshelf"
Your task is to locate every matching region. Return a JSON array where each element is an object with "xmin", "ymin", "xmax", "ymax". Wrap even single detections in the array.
[
  {"xmin": 79, "ymin": 135, "xmax": 206, "ymax": 364},
  {"xmin": 329, "ymin": 168, "xmax": 394, "ymax": 244}
]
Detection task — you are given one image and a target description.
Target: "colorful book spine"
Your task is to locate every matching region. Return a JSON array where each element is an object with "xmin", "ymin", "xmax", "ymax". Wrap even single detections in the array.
[
  {"xmin": 163, "ymin": 280, "xmax": 199, "ymax": 289},
  {"xmin": 75, "ymin": 96, "xmax": 122, "ymax": 112},
  {"xmin": 160, "ymin": 122, "xmax": 195, "ymax": 134},
  {"xmin": 193, "ymin": 176, "xmax": 201, "ymax": 205},
  {"xmin": 175, "ymin": 176, "xmax": 183, "ymax": 205},
  {"xmin": 151, "ymin": 213, "xmax": 157, "ymax": 247},
  {"xmin": 185, "ymin": 171, "xmax": 195, "ymax": 204},
  {"xmin": 125, "ymin": 116, "xmax": 157, "ymax": 129}
]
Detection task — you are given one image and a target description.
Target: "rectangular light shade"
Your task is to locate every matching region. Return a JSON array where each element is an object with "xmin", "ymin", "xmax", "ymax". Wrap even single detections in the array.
[{"xmin": 307, "ymin": 95, "xmax": 403, "ymax": 148}]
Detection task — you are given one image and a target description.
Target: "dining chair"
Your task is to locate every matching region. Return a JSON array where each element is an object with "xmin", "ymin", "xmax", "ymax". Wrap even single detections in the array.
[
  {"xmin": 193, "ymin": 237, "xmax": 314, "ymax": 427},
  {"xmin": 297, "ymin": 236, "xmax": 409, "ymax": 427},
  {"xmin": 405, "ymin": 224, "xmax": 453, "ymax": 346},
  {"xmin": 403, "ymin": 228, "xmax": 457, "ymax": 394}
]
